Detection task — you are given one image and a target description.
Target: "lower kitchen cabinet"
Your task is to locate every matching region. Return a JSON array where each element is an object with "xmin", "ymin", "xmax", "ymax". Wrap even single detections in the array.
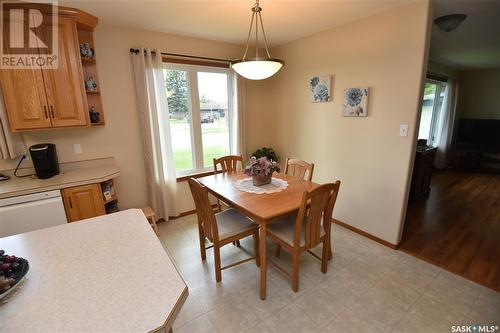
[
  {"xmin": 61, "ymin": 180, "xmax": 119, "ymax": 222},
  {"xmin": 62, "ymin": 184, "xmax": 106, "ymax": 222}
]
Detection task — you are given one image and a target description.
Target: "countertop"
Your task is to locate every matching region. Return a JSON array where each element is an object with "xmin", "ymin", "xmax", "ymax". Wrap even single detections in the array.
[
  {"xmin": 0, "ymin": 160, "xmax": 120, "ymax": 199},
  {"xmin": 0, "ymin": 209, "xmax": 188, "ymax": 333}
]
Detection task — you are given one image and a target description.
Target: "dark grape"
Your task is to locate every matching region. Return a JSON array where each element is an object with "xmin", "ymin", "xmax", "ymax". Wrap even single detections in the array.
[{"xmin": 0, "ymin": 250, "xmax": 4, "ymax": 256}]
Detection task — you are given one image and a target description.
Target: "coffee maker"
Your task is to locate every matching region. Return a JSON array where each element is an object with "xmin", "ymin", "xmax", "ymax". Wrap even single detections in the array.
[{"xmin": 29, "ymin": 143, "xmax": 60, "ymax": 179}]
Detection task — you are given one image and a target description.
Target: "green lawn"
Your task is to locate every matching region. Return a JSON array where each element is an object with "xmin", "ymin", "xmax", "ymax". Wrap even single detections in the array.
[
  {"xmin": 170, "ymin": 118, "xmax": 230, "ymax": 171},
  {"xmin": 173, "ymin": 145, "xmax": 229, "ymax": 171}
]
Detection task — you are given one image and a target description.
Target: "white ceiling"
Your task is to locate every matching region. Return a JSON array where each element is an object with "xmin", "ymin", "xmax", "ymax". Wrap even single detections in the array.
[
  {"xmin": 59, "ymin": 0, "xmax": 414, "ymax": 47},
  {"xmin": 430, "ymin": 0, "xmax": 500, "ymax": 69}
]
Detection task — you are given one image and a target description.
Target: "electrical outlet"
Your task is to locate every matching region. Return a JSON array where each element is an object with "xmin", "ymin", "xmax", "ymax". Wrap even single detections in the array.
[
  {"xmin": 73, "ymin": 143, "xmax": 82, "ymax": 154},
  {"xmin": 399, "ymin": 124, "xmax": 409, "ymax": 137}
]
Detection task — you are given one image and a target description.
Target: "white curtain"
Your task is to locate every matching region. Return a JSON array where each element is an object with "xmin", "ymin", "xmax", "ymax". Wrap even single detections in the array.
[
  {"xmin": 231, "ymin": 74, "xmax": 246, "ymax": 160},
  {"xmin": 435, "ymin": 79, "xmax": 458, "ymax": 168},
  {"xmin": 131, "ymin": 47, "xmax": 179, "ymax": 219},
  {"xmin": 0, "ymin": 91, "xmax": 25, "ymax": 160}
]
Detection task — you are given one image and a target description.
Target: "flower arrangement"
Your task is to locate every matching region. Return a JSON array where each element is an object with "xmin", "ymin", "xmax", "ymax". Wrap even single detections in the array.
[
  {"xmin": 244, "ymin": 156, "xmax": 280, "ymax": 186},
  {"xmin": 250, "ymin": 147, "xmax": 279, "ymax": 163}
]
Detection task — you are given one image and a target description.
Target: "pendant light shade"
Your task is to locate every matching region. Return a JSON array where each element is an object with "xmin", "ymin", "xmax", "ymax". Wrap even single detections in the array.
[
  {"xmin": 232, "ymin": 58, "xmax": 284, "ymax": 80},
  {"xmin": 434, "ymin": 14, "xmax": 467, "ymax": 32},
  {"xmin": 232, "ymin": 0, "xmax": 284, "ymax": 80}
]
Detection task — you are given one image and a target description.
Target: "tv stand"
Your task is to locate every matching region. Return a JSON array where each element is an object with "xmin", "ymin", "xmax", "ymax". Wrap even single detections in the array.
[{"xmin": 454, "ymin": 151, "xmax": 500, "ymax": 173}]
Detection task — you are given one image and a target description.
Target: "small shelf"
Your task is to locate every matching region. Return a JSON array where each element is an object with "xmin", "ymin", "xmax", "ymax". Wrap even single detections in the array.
[
  {"xmin": 90, "ymin": 121, "xmax": 105, "ymax": 126},
  {"xmin": 86, "ymin": 90, "xmax": 100, "ymax": 94},
  {"xmin": 103, "ymin": 195, "xmax": 118, "ymax": 205},
  {"xmin": 81, "ymin": 57, "xmax": 96, "ymax": 65}
]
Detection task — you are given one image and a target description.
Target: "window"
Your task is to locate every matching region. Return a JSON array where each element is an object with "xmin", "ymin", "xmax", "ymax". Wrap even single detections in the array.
[
  {"xmin": 164, "ymin": 63, "xmax": 234, "ymax": 175},
  {"xmin": 418, "ymin": 80, "xmax": 445, "ymax": 146}
]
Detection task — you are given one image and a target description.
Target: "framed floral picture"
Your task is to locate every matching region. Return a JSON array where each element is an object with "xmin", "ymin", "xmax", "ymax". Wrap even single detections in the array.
[
  {"xmin": 310, "ymin": 75, "xmax": 332, "ymax": 103},
  {"xmin": 342, "ymin": 87, "xmax": 369, "ymax": 117}
]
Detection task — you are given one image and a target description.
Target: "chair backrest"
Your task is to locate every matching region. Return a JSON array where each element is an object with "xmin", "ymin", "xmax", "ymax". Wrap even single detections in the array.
[
  {"xmin": 188, "ymin": 178, "xmax": 219, "ymax": 243},
  {"xmin": 213, "ymin": 155, "xmax": 243, "ymax": 175},
  {"xmin": 293, "ymin": 181, "xmax": 341, "ymax": 249},
  {"xmin": 284, "ymin": 158, "xmax": 315, "ymax": 181}
]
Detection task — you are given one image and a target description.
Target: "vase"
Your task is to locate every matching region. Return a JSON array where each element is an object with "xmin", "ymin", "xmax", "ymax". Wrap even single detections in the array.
[{"xmin": 252, "ymin": 171, "xmax": 272, "ymax": 186}]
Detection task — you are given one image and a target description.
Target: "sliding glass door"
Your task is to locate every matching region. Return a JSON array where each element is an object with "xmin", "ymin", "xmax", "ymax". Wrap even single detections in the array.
[{"xmin": 418, "ymin": 80, "xmax": 445, "ymax": 146}]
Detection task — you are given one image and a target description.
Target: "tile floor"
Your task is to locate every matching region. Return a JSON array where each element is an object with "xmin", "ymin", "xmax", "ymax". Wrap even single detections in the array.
[{"xmin": 158, "ymin": 214, "xmax": 500, "ymax": 333}]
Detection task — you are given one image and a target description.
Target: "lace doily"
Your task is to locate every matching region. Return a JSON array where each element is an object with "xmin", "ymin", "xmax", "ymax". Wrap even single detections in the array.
[{"xmin": 234, "ymin": 177, "xmax": 289, "ymax": 194}]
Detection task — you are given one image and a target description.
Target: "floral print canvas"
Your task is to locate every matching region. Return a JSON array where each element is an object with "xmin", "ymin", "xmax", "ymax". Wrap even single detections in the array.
[
  {"xmin": 310, "ymin": 75, "xmax": 331, "ymax": 102},
  {"xmin": 342, "ymin": 87, "xmax": 369, "ymax": 117}
]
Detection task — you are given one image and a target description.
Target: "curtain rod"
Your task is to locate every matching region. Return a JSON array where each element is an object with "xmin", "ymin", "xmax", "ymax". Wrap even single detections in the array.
[
  {"xmin": 129, "ymin": 48, "xmax": 232, "ymax": 64},
  {"xmin": 426, "ymin": 71, "xmax": 448, "ymax": 83}
]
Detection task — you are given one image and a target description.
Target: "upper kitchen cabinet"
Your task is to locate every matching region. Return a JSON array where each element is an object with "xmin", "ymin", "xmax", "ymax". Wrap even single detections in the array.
[
  {"xmin": 0, "ymin": 6, "xmax": 105, "ymax": 131},
  {"xmin": 38, "ymin": 16, "xmax": 88, "ymax": 127}
]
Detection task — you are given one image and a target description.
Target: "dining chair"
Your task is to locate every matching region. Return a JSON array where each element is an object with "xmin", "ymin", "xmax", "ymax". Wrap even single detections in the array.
[
  {"xmin": 213, "ymin": 155, "xmax": 243, "ymax": 175},
  {"xmin": 213, "ymin": 155, "xmax": 243, "ymax": 213},
  {"xmin": 188, "ymin": 177, "xmax": 260, "ymax": 283},
  {"xmin": 268, "ymin": 181, "xmax": 341, "ymax": 292},
  {"xmin": 284, "ymin": 158, "xmax": 315, "ymax": 181}
]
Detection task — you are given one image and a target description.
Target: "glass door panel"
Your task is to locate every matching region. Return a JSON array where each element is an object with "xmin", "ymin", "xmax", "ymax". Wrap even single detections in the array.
[
  {"xmin": 197, "ymin": 72, "xmax": 230, "ymax": 167},
  {"xmin": 164, "ymin": 69, "xmax": 194, "ymax": 172}
]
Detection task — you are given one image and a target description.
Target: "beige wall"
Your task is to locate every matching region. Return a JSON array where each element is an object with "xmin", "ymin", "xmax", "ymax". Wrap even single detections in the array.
[
  {"xmin": 457, "ymin": 69, "xmax": 500, "ymax": 120},
  {"xmin": 246, "ymin": 1, "xmax": 431, "ymax": 245},
  {"xmin": 0, "ymin": 25, "xmax": 243, "ymax": 211}
]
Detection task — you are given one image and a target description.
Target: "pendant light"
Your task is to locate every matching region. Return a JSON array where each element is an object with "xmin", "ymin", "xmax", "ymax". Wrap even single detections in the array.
[
  {"xmin": 232, "ymin": 0, "xmax": 284, "ymax": 80},
  {"xmin": 434, "ymin": 14, "xmax": 467, "ymax": 32}
]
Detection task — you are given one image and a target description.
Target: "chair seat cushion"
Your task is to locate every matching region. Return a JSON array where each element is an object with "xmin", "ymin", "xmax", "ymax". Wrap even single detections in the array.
[
  {"xmin": 267, "ymin": 215, "xmax": 325, "ymax": 247},
  {"xmin": 216, "ymin": 208, "xmax": 258, "ymax": 240}
]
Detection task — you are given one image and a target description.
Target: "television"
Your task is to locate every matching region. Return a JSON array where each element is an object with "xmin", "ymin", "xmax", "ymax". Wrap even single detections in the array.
[{"xmin": 456, "ymin": 119, "xmax": 500, "ymax": 153}]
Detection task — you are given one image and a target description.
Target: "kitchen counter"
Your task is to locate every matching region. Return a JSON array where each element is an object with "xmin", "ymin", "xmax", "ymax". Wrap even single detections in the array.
[
  {"xmin": 0, "ymin": 158, "xmax": 120, "ymax": 199},
  {"xmin": 0, "ymin": 209, "xmax": 188, "ymax": 332}
]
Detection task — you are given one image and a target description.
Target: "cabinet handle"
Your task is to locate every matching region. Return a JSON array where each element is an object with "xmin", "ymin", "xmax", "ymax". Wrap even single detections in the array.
[
  {"xmin": 43, "ymin": 106, "xmax": 48, "ymax": 118},
  {"xmin": 68, "ymin": 197, "xmax": 73, "ymax": 209},
  {"xmin": 50, "ymin": 106, "xmax": 55, "ymax": 118}
]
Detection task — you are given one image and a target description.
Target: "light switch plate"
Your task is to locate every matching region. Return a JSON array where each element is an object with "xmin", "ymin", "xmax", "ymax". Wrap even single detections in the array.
[
  {"xmin": 399, "ymin": 124, "xmax": 409, "ymax": 137},
  {"xmin": 73, "ymin": 143, "xmax": 82, "ymax": 154}
]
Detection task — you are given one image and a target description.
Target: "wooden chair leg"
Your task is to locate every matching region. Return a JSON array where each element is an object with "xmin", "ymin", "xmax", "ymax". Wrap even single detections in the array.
[
  {"xmin": 321, "ymin": 239, "xmax": 329, "ymax": 273},
  {"xmin": 253, "ymin": 231, "xmax": 260, "ymax": 267},
  {"xmin": 328, "ymin": 243, "xmax": 333, "ymax": 260},
  {"xmin": 235, "ymin": 240, "xmax": 241, "ymax": 247},
  {"xmin": 150, "ymin": 216, "xmax": 160, "ymax": 236},
  {"xmin": 214, "ymin": 245, "xmax": 222, "ymax": 283},
  {"xmin": 291, "ymin": 250, "xmax": 300, "ymax": 292},
  {"xmin": 275, "ymin": 244, "xmax": 281, "ymax": 257},
  {"xmin": 197, "ymin": 224, "xmax": 206, "ymax": 261}
]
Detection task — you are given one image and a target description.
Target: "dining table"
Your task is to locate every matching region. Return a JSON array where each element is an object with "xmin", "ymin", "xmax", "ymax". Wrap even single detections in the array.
[{"xmin": 198, "ymin": 171, "xmax": 319, "ymax": 300}]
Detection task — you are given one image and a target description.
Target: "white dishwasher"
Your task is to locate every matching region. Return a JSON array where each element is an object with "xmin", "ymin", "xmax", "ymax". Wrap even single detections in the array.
[{"xmin": 0, "ymin": 190, "xmax": 68, "ymax": 238}]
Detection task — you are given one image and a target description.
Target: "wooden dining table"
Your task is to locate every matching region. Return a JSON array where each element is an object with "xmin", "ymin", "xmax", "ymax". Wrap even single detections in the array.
[{"xmin": 198, "ymin": 171, "xmax": 319, "ymax": 299}]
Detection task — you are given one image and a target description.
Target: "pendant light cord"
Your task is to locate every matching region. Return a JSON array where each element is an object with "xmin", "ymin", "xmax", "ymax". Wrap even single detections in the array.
[
  {"xmin": 242, "ymin": 8, "xmax": 256, "ymax": 60},
  {"xmin": 242, "ymin": 0, "xmax": 274, "ymax": 60},
  {"xmin": 258, "ymin": 9, "xmax": 272, "ymax": 58}
]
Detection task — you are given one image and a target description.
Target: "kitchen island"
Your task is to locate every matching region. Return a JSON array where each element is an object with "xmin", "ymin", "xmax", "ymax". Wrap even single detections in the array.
[{"xmin": 0, "ymin": 209, "xmax": 188, "ymax": 332}]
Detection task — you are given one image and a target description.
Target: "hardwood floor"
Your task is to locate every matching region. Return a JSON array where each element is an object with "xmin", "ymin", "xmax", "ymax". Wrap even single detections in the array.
[{"xmin": 401, "ymin": 169, "xmax": 500, "ymax": 291}]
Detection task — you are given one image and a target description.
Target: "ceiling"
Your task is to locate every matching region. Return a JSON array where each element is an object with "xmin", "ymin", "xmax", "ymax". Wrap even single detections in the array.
[
  {"xmin": 59, "ymin": 0, "xmax": 414, "ymax": 47},
  {"xmin": 430, "ymin": 0, "xmax": 500, "ymax": 69}
]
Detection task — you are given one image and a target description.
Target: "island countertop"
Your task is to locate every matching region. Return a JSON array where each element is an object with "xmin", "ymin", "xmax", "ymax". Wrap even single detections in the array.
[{"xmin": 0, "ymin": 209, "xmax": 188, "ymax": 333}]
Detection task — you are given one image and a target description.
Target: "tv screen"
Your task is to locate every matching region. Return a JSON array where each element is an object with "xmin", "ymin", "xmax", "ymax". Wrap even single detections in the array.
[{"xmin": 456, "ymin": 119, "xmax": 500, "ymax": 153}]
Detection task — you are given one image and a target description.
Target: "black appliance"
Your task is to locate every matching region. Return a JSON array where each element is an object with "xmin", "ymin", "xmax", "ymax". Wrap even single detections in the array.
[
  {"xmin": 29, "ymin": 143, "xmax": 60, "ymax": 179},
  {"xmin": 456, "ymin": 119, "xmax": 500, "ymax": 153}
]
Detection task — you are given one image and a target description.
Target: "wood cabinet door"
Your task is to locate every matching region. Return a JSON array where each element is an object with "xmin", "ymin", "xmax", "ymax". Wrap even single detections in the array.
[
  {"xmin": 0, "ymin": 67, "xmax": 52, "ymax": 130},
  {"xmin": 40, "ymin": 16, "xmax": 88, "ymax": 127},
  {"xmin": 62, "ymin": 184, "xmax": 105, "ymax": 222}
]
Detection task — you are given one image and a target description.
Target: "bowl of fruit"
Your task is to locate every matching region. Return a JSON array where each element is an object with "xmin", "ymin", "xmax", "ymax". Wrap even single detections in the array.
[{"xmin": 0, "ymin": 250, "xmax": 29, "ymax": 300}]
